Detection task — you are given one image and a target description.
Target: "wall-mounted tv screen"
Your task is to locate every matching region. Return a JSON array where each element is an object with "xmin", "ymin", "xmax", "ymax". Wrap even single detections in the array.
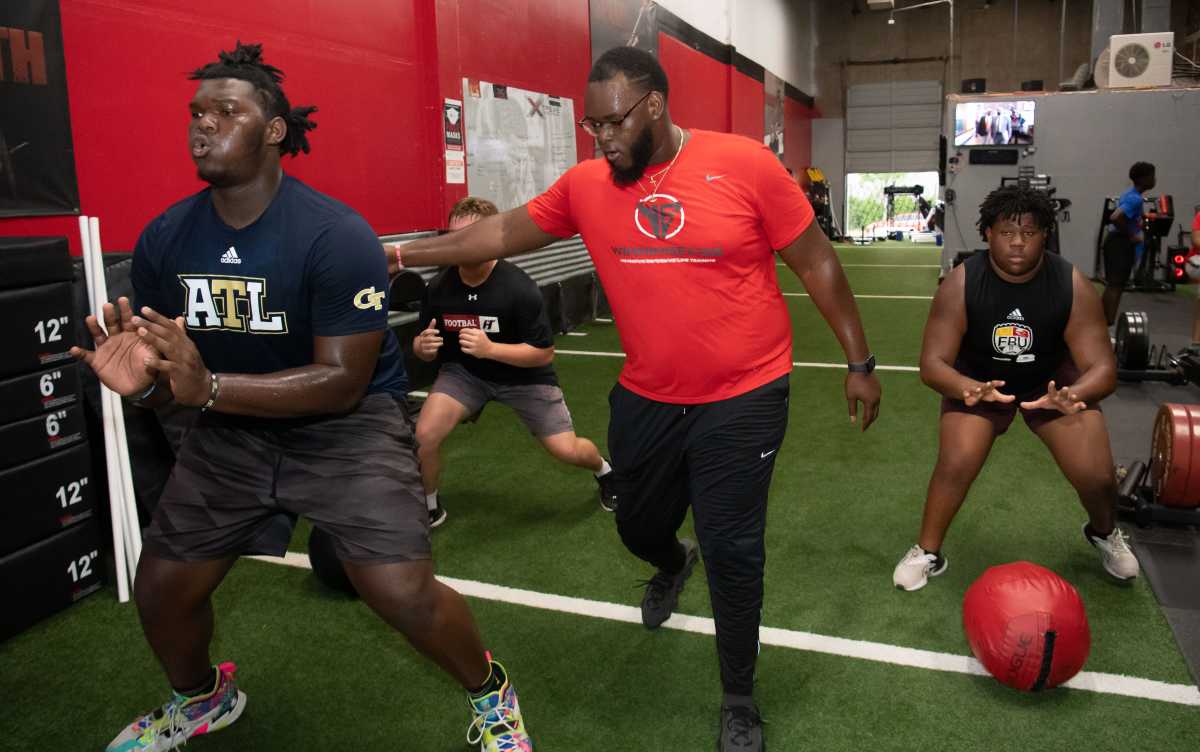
[{"xmin": 953, "ymin": 100, "xmax": 1035, "ymax": 147}]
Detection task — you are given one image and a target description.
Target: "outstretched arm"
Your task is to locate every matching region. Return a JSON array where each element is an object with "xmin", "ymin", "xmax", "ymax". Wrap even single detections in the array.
[{"xmin": 389, "ymin": 207, "xmax": 560, "ymax": 273}]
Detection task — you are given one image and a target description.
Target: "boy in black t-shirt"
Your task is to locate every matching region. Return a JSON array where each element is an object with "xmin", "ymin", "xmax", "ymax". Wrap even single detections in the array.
[{"xmin": 413, "ymin": 197, "xmax": 616, "ymax": 525}]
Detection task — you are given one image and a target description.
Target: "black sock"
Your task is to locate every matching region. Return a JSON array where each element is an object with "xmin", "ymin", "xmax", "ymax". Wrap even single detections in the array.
[
  {"xmin": 174, "ymin": 667, "xmax": 218, "ymax": 698},
  {"xmin": 468, "ymin": 661, "xmax": 505, "ymax": 698},
  {"xmin": 722, "ymin": 692, "xmax": 755, "ymax": 709},
  {"xmin": 921, "ymin": 547, "xmax": 942, "ymax": 561},
  {"xmin": 1086, "ymin": 523, "xmax": 1113, "ymax": 540}
]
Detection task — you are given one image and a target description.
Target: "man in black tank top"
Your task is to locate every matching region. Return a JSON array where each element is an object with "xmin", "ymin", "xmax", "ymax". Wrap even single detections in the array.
[{"xmin": 892, "ymin": 186, "xmax": 1140, "ymax": 591}]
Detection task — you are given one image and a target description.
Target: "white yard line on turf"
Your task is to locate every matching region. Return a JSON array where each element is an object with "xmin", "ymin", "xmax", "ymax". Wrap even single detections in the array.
[
  {"xmin": 565, "ymin": 332, "xmax": 588, "ymax": 336},
  {"xmin": 249, "ymin": 551, "xmax": 1200, "ymax": 708},
  {"xmin": 554, "ymin": 349, "xmax": 920, "ymax": 373},
  {"xmin": 783, "ymin": 292, "xmax": 933, "ymax": 301},
  {"xmin": 778, "ymin": 262, "xmax": 941, "ymax": 269},
  {"xmin": 593, "ymin": 317, "xmax": 613, "ymax": 323}
]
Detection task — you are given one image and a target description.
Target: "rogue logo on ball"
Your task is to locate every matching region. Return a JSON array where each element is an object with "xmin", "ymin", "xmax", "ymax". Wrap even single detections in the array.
[
  {"xmin": 992, "ymin": 323, "xmax": 1033, "ymax": 356},
  {"xmin": 634, "ymin": 194, "xmax": 685, "ymax": 240}
]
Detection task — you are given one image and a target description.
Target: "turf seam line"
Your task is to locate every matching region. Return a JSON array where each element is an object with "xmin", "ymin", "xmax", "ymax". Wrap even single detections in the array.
[
  {"xmin": 777, "ymin": 263, "xmax": 942, "ymax": 269},
  {"xmin": 247, "ymin": 552, "xmax": 1200, "ymax": 707},
  {"xmin": 554, "ymin": 349, "xmax": 921, "ymax": 373}
]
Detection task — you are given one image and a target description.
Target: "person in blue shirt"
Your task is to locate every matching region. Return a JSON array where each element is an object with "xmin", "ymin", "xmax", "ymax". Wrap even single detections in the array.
[
  {"xmin": 70, "ymin": 42, "xmax": 532, "ymax": 752},
  {"xmin": 1101, "ymin": 161, "xmax": 1156, "ymax": 324}
]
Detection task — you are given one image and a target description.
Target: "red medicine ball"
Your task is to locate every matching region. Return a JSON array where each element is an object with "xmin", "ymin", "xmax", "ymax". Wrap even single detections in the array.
[{"xmin": 962, "ymin": 561, "xmax": 1090, "ymax": 691}]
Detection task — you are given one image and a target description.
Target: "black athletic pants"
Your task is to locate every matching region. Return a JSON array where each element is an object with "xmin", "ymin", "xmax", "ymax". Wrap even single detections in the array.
[{"xmin": 607, "ymin": 374, "xmax": 790, "ymax": 696}]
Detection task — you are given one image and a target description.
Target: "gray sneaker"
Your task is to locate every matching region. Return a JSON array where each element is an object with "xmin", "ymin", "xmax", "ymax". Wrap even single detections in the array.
[
  {"xmin": 640, "ymin": 538, "xmax": 699, "ymax": 629},
  {"xmin": 718, "ymin": 703, "xmax": 764, "ymax": 751}
]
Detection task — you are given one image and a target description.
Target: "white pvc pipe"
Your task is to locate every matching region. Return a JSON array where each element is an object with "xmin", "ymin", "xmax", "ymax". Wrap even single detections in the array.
[
  {"xmin": 88, "ymin": 217, "xmax": 143, "ymax": 576},
  {"xmin": 80, "ymin": 216, "xmax": 129, "ymax": 604}
]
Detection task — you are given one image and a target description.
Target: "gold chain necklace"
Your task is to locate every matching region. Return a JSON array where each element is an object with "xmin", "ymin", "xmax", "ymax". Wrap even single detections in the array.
[{"xmin": 637, "ymin": 125, "xmax": 686, "ymax": 199}]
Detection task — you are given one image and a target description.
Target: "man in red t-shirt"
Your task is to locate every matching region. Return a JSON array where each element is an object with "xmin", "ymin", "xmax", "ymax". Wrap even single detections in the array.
[{"xmin": 391, "ymin": 47, "xmax": 880, "ymax": 751}]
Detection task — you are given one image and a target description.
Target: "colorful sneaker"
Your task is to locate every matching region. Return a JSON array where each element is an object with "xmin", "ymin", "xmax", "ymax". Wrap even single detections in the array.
[
  {"xmin": 467, "ymin": 660, "xmax": 532, "ymax": 752},
  {"xmin": 1084, "ymin": 523, "xmax": 1139, "ymax": 580},
  {"xmin": 597, "ymin": 470, "xmax": 618, "ymax": 513},
  {"xmin": 106, "ymin": 662, "xmax": 246, "ymax": 751},
  {"xmin": 892, "ymin": 545, "xmax": 948, "ymax": 591}
]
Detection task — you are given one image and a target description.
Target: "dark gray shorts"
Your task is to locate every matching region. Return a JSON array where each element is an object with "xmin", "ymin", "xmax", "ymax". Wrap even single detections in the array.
[
  {"xmin": 431, "ymin": 363, "xmax": 574, "ymax": 438},
  {"xmin": 142, "ymin": 393, "xmax": 429, "ymax": 563}
]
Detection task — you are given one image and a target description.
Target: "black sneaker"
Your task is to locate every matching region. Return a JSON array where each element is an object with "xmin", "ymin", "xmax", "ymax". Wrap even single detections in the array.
[
  {"xmin": 718, "ymin": 704, "xmax": 764, "ymax": 751},
  {"xmin": 597, "ymin": 470, "xmax": 618, "ymax": 513},
  {"xmin": 429, "ymin": 504, "xmax": 448, "ymax": 529},
  {"xmin": 640, "ymin": 538, "xmax": 699, "ymax": 629}
]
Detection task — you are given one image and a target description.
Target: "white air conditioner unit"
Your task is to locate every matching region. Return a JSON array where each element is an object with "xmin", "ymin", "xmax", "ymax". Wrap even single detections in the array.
[
  {"xmin": 867, "ymin": 0, "xmax": 895, "ymax": 9},
  {"xmin": 1106, "ymin": 32, "xmax": 1175, "ymax": 88}
]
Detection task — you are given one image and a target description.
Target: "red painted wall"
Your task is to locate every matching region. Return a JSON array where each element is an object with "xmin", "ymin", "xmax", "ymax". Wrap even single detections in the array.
[
  {"xmin": 432, "ymin": 0, "xmax": 593, "ymax": 224},
  {"xmin": 783, "ymin": 97, "xmax": 817, "ymax": 177},
  {"xmin": 657, "ymin": 32, "xmax": 729, "ymax": 134},
  {"xmin": 0, "ymin": 0, "xmax": 437, "ymax": 253},
  {"xmin": 729, "ymin": 69, "xmax": 765, "ymax": 143}
]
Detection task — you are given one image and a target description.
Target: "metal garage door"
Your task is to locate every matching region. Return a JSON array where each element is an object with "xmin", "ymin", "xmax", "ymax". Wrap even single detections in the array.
[{"xmin": 845, "ymin": 80, "xmax": 942, "ymax": 173}]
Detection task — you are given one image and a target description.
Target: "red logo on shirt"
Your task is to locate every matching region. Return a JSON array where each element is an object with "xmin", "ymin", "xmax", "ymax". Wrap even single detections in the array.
[
  {"xmin": 442, "ymin": 314, "xmax": 481, "ymax": 331},
  {"xmin": 635, "ymin": 194, "xmax": 685, "ymax": 240}
]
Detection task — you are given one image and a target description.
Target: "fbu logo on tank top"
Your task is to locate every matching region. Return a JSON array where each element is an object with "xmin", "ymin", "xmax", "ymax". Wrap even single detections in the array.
[{"xmin": 992, "ymin": 308, "xmax": 1034, "ymax": 362}]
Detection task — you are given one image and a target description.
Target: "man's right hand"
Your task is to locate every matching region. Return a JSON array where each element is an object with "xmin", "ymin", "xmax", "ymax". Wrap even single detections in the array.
[
  {"xmin": 962, "ymin": 379, "xmax": 1014, "ymax": 407},
  {"xmin": 414, "ymin": 318, "xmax": 443, "ymax": 359},
  {"xmin": 69, "ymin": 296, "xmax": 158, "ymax": 397}
]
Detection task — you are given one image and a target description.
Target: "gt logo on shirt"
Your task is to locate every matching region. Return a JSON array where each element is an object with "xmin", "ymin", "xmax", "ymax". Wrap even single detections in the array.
[
  {"xmin": 443, "ymin": 314, "xmax": 500, "ymax": 333},
  {"xmin": 992, "ymin": 322, "xmax": 1032, "ymax": 356},
  {"xmin": 179, "ymin": 275, "xmax": 287, "ymax": 333},
  {"xmin": 354, "ymin": 287, "xmax": 386, "ymax": 311}
]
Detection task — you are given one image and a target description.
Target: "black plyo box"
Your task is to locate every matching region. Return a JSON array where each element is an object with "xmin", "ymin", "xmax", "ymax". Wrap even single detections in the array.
[
  {"xmin": 0, "ymin": 364, "xmax": 80, "ymax": 425},
  {"xmin": 0, "ymin": 237, "xmax": 73, "ymax": 292},
  {"xmin": 0, "ymin": 445, "xmax": 95, "ymax": 556},
  {"xmin": 0, "ymin": 519, "xmax": 104, "ymax": 641},
  {"xmin": 0, "ymin": 282, "xmax": 76, "ymax": 379},
  {"xmin": 0, "ymin": 403, "xmax": 86, "ymax": 471}
]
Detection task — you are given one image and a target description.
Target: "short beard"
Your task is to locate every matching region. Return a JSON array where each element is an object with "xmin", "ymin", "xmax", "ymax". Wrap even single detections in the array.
[{"xmin": 609, "ymin": 125, "xmax": 655, "ymax": 187}]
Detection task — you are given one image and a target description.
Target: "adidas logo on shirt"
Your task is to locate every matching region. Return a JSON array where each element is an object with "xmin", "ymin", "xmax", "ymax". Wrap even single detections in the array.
[
  {"xmin": 1007, "ymin": 308, "xmax": 1024, "ymax": 321},
  {"xmin": 220, "ymin": 247, "xmax": 242, "ymax": 265}
]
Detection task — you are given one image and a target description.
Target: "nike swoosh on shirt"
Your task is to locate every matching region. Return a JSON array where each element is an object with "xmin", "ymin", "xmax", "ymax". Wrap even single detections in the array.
[
  {"xmin": 761, "ymin": 449, "xmax": 777, "ymax": 459},
  {"xmin": 705, "ymin": 174, "xmax": 726, "ymax": 182}
]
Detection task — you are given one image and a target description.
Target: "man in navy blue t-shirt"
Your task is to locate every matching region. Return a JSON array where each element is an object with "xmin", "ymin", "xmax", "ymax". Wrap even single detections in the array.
[
  {"xmin": 1101, "ymin": 161, "xmax": 1156, "ymax": 324},
  {"xmin": 70, "ymin": 42, "xmax": 533, "ymax": 752}
]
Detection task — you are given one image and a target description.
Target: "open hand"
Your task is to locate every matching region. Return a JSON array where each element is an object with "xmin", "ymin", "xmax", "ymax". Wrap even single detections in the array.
[
  {"xmin": 459, "ymin": 327, "xmax": 494, "ymax": 359},
  {"xmin": 963, "ymin": 380, "xmax": 1014, "ymax": 407},
  {"xmin": 1019, "ymin": 379, "xmax": 1086, "ymax": 414},
  {"xmin": 69, "ymin": 297, "xmax": 157, "ymax": 397},
  {"xmin": 131, "ymin": 307, "xmax": 212, "ymax": 407}
]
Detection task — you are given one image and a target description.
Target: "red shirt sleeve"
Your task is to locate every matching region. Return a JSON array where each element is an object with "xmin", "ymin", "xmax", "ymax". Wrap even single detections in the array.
[
  {"xmin": 1192, "ymin": 211, "xmax": 1200, "ymax": 253},
  {"xmin": 526, "ymin": 168, "xmax": 579, "ymax": 238},
  {"xmin": 751, "ymin": 145, "xmax": 814, "ymax": 250}
]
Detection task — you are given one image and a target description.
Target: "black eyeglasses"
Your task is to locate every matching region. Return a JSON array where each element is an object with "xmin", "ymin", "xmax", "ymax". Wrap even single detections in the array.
[{"xmin": 577, "ymin": 91, "xmax": 652, "ymax": 138}]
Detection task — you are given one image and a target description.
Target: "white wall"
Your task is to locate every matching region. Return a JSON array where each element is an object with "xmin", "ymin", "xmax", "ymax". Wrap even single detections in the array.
[
  {"xmin": 940, "ymin": 88, "xmax": 1200, "ymax": 274},
  {"xmin": 812, "ymin": 118, "xmax": 846, "ymax": 229},
  {"xmin": 655, "ymin": 0, "xmax": 817, "ymax": 95}
]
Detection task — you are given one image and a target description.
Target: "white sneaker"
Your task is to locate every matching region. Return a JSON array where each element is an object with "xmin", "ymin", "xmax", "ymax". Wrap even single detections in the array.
[
  {"xmin": 1085, "ymin": 524, "xmax": 1139, "ymax": 580},
  {"xmin": 893, "ymin": 545, "xmax": 948, "ymax": 591}
]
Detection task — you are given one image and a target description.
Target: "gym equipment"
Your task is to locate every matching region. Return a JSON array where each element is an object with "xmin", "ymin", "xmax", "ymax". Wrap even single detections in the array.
[
  {"xmin": 0, "ymin": 519, "xmax": 103, "ymax": 641},
  {"xmin": 1093, "ymin": 193, "xmax": 1177, "ymax": 292},
  {"xmin": 308, "ymin": 526, "xmax": 357, "ymax": 596},
  {"xmin": 883, "ymin": 185, "xmax": 929, "ymax": 226},
  {"xmin": 389, "ymin": 269, "xmax": 426, "ymax": 313},
  {"xmin": 1111, "ymin": 310, "xmax": 1200, "ymax": 386},
  {"xmin": 0, "ymin": 445, "xmax": 95, "ymax": 556},
  {"xmin": 0, "ymin": 236, "xmax": 73, "ymax": 291},
  {"xmin": 1150, "ymin": 403, "xmax": 1200, "ymax": 509},
  {"xmin": 0, "ymin": 403, "xmax": 86, "ymax": 471},
  {"xmin": 962, "ymin": 561, "xmax": 1090, "ymax": 692},
  {"xmin": 1114, "ymin": 311, "xmax": 1150, "ymax": 371},
  {"xmin": 0, "ymin": 281, "xmax": 76, "ymax": 380},
  {"xmin": 803, "ymin": 167, "xmax": 839, "ymax": 241},
  {"xmin": 0, "ymin": 363, "xmax": 80, "ymax": 426}
]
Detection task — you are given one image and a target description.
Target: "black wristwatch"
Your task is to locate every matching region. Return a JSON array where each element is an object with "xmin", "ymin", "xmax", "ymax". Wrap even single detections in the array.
[{"xmin": 848, "ymin": 354, "xmax": 876, "ymax": 374}]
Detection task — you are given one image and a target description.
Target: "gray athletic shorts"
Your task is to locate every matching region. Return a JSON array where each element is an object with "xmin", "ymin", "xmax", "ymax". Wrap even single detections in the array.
[
  {"xmin": 431, "ymin": 363, "xmax": 574, "ymax": 438},
  {"xmin": 142, "ymin": 393, "xmax": 429, "ymax": 564}
]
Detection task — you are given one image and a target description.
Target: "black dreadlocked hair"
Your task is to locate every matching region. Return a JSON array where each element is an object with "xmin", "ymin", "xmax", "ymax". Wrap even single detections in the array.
[
  {"xmin": 976, "ymin": 184, "xmax": 1056, "ymax": 241},
  {"xmin": 588, "ymin": 46, "xmax": 669, "ymax": 101},
  {"xmin": 190, "ymin": 41, "xmax": 317, "ymax": 157},
  {"xmin": 1129, "ymin": 161, "xmax": 1155, "ymax": 183}
]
